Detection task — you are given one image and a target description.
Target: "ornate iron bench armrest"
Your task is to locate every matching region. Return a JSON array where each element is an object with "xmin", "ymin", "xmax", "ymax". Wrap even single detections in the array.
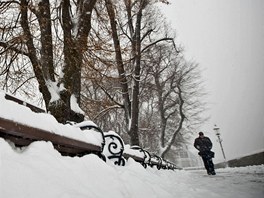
[
  {"xmin": 69, "ymin": 121, "xmax": 106, "ymax": 159},
  {"xmin": 123, "ymin": 145, "xmax": 151, "ymax": 168},
  {"xmin": 150, "ymin": 154, "xmax": 162, "ymax": 170},
  {"xmin": 103, "ymin": 131, "xmax": 125, "ymax": 166}
]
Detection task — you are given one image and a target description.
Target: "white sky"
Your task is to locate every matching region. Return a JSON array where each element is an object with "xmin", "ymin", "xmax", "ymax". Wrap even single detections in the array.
[{"xmin": 159, "ymin": 0, "xmax": 264, "ymax": 162}]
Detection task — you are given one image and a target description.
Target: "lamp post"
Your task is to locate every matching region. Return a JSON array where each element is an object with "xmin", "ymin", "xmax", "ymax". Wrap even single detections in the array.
[{"xmin": 213, "ymin": 125, "xmax": 228, "ymax": 167}]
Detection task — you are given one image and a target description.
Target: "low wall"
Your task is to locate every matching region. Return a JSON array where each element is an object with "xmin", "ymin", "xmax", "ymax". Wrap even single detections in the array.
[{"xmin": 215, "ymin": 151, "xmax": 264, "ymax": 168}]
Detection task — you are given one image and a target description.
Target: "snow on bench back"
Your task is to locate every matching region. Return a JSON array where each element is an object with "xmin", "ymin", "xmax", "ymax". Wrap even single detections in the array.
[{"xmin": 0, "ymin": 91, "xmax": 102, "ymax": 147}]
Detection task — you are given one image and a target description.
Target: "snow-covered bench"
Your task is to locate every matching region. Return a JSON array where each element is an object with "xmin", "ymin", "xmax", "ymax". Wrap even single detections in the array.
[
  {"xmin": 1, "ymin": 92, "xmax": 179, "ymax": 169},
  {"xmin": 0, "ymin": 117, "xmax": 103, "ymax": 157},
  {"xmin": 123, "ymin": 146, "xmax": 179, "ymax": 170},
  {"xmin": 123, "ymin": 145, "xmax": 152, "ymax": 168},
  {"xmin": 0, "ymin": 92, "xmax": 105, "ymax": 157}
]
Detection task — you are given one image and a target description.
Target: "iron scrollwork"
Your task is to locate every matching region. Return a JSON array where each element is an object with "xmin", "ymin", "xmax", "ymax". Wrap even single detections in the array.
[{"xmin": 103, "ymin": 132, "xmax": 126, "ymax": 166}]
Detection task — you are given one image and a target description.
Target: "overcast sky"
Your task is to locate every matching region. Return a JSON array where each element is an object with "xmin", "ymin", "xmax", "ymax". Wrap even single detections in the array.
[{"xmin": 159, "ymin": 0, "xmax": 264, "ymax": 162}]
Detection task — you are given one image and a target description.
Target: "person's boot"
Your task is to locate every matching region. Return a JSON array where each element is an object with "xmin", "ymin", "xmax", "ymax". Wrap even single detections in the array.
[{"xmin": 211, "ymin": 170, "xmax": 216, "ymax": 175}]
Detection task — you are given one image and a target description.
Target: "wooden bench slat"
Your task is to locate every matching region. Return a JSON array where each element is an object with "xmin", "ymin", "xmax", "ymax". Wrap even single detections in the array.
[
  {"xmin": 0, "ymin": 117, "xmax": 101, "ymax": 154},
  {"xmin": 4, "ymin": 94, "xmax": 46, "ymax": 113},
  {"xmin": 123, "ymin": 153, "xmax": 144, "ymax": 162},
  {"xmin": 0, "ymin": 132, "xmax": 32, "ymax": 146}
]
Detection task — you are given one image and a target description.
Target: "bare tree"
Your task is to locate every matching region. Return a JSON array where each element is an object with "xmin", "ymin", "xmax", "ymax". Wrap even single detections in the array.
[
  {"xmin": 84, "ymin": 0, "xmax": 176, "ymax": 145},
  {"xmin": 141, "ymin": 43, "xmax": 205, "ymax": 157},
  {"xmin": 105, "ymin": 0, "xmax": 131, "ymax": 130},
  {"xmin": 0, "ymin": 0, "xmax": 97, "ymax": 123}
]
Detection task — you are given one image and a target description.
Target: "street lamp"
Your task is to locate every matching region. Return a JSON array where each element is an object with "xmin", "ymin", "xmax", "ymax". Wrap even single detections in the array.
[{"xmin": 213, "ymin": 124, "xmax": 228, "ymax": 167}]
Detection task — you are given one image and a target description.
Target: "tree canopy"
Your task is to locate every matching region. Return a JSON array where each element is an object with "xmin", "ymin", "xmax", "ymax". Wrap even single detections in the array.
[{"xmin": 0, "ymin": 0, "xmax": 206, "ymax": 157}]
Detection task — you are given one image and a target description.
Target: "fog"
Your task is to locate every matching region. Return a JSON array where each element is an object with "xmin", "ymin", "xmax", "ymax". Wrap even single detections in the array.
[{"xmin": 160, "ymin": 0, "xmax": 264, "ymax": 162}]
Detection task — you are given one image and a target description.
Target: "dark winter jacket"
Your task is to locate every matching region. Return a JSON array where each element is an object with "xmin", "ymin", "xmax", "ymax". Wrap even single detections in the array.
[{"xmin": 194, "ymin": 136, "xmax": 212, "ymax": 153}]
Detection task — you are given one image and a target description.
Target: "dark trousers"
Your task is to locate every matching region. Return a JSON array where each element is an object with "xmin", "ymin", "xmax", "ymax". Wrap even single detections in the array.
[
  {"xmin": 202, "ymin": 157, "xmax": 214, "ymax": 172},
  {"xmin": 200, "ymin": 151, "xmax": 215, "ymax": 174}
]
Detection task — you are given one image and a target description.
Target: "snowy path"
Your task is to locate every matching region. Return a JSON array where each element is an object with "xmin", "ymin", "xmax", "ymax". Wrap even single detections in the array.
[{"xmin": 174, "ymin": 168, "xmax": 264, "ymax": 198}]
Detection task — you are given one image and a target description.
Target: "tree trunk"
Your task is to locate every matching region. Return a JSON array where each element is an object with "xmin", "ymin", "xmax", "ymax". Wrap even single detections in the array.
[
  {"xmin": 20, "ymin": 0, "xmax": 97, "ymax": 123},
  {"xmin": 20, "ymin": 0, "xmax": 52, "ymax": 109},
  {"xmin": 125, "ymin": 0, "xmax": 146, "ymax": 146},
  {"xmin": 105, "ymin": 0, "xmax": 131, "ymax": 127},
  {"xmin": 160, "ymin": 84, "xmax": 185, "ymax": 158}
]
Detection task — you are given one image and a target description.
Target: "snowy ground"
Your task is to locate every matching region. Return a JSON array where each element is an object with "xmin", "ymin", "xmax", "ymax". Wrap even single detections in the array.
[{"xmin": 0, "ymin": 139, "xmax": 263, "ymax": 198}]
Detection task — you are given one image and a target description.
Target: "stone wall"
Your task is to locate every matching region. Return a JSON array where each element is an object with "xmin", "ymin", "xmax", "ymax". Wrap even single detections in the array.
[{"xmin": 215, "ymin": 151, "xmax": 264, "ymax": 168}]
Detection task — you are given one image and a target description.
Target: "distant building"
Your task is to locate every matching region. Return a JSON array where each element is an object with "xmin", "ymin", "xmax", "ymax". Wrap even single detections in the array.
[{"xmin": 166, "ymin": 144, "xmax": 202, "ymax": 168}]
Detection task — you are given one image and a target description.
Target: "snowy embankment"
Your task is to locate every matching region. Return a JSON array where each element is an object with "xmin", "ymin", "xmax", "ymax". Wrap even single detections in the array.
[{"xmin": 0, "ymin": 139, "xmax": 263, "ymax": 198}]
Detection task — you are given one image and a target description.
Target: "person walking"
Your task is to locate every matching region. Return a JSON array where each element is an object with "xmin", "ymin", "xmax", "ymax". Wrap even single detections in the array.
[{"xmin": 194, "ymin": 132, "xmax": 216, "ymax": 175}]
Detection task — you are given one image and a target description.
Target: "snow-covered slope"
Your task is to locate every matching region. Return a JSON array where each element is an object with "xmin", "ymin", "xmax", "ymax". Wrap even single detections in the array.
[{"xmin": 0, "ymin": 139, "xmax": 263, "ymax": 198}]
